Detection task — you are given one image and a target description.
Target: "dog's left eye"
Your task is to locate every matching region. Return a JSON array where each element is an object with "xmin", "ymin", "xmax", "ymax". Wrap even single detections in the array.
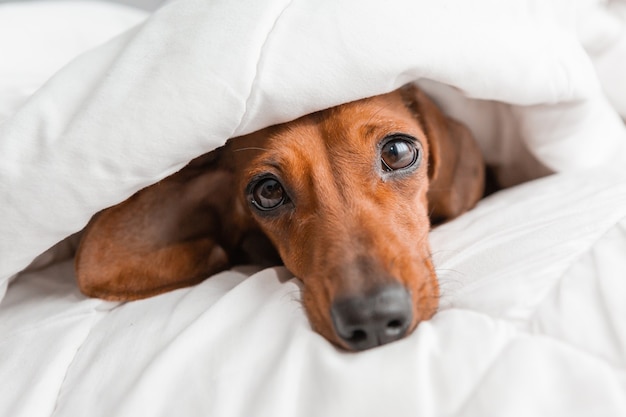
[
  {"xmin": 251, "ymin": 178, "xmax": 286, "ymax": 211},
  {"xmin": 381, "ymin": 136, "xmax": 421, "ymax": 172}
]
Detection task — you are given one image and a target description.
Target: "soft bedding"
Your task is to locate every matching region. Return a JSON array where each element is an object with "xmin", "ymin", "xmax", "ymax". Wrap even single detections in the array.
[
  {"xmin": 1, "ymin": 1, "xmax": 626, "ymax": 416},
  {"xmin": 2, "ymin": 168, "xmax": 626, "ymax": 417}
]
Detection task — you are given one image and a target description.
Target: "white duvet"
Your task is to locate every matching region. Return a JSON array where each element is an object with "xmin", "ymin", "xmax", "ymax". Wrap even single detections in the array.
[{"xmin": 1, "ymin": 1, "xmax": 625, "ymax": 416}]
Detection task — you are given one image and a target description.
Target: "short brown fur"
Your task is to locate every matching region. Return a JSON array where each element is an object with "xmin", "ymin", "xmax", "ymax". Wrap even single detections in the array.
[{"xmin": 75, "ymin": 85, "xmax": 485, "ymax": 350}]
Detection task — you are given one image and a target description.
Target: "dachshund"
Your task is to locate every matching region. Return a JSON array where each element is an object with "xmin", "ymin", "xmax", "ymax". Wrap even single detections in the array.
[{"xmin": 75, "ymin": 84, "xmax": 485, "ymax": 351}]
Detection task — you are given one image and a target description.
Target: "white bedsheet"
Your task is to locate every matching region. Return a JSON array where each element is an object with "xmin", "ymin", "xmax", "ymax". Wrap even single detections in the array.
[{"xmin": 1, "ymin": 1, "xmax": 626, "ymax": 416}]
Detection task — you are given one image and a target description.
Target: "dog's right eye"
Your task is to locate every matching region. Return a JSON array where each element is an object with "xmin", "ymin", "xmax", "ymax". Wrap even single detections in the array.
[{"xmin": 250, "ymin": 178, "xmax": 286, "ymax": 211}]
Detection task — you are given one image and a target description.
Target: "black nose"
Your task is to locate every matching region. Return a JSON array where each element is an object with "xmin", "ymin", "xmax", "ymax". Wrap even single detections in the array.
[{"xmin": 330, "ymin": 284, "xmax": 413, "ymax": 351}]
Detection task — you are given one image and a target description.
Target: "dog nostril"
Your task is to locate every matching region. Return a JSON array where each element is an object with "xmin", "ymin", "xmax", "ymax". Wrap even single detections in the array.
[
  {"xmin": 347, "ymin": 329, "xmax": 368, "ymax": 344},
  {"xmin": 331, "ymin": 284, "xmax": 413, "ymax": 351},
  {"xmin": 386, "ymin": 319, "xmax": 404, "ymax": 335}
]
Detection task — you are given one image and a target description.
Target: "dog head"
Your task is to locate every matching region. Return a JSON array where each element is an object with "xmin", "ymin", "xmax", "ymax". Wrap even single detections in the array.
[{"xmin": 76, "ymin": 85, "xmax": 484, "ymax": 351}]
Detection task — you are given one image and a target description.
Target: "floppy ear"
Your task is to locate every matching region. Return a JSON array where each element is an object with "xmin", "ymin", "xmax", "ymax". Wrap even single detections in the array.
[
  {"xmin": 75, "ymin": 148, "xmax": 257, "ymax": 301},
  {"xmin": 401, "ymin": 85, "xmax": 485, "ymax": 224}
]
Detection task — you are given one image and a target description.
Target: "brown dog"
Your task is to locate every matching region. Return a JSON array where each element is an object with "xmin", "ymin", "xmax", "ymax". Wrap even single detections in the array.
[{"xmin": 75, "ymin": 85, "xmax": 485, "ymax": 351}]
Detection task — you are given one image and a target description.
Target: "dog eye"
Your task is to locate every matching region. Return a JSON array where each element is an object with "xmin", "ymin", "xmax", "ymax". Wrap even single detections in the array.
[
  {"xmin": 381, "ymin": 136, "xmax": 421, "ymax": 171},
  {"xmin": 251, "ymin": 178, "xmax": 286, "ymax": 211}
]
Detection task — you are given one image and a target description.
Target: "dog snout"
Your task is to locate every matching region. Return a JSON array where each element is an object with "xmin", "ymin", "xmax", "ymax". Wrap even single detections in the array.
[{"xmin": 330, "ymin": 284, "xmax": 413, "ymax": 351}]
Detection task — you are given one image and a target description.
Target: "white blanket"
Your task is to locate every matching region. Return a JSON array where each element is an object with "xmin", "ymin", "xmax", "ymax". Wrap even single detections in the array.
[
  {"xmin": 2, "ymin": 168, "xmax": 625, "ymax": 417},
  {"xmin": 1, "ymin": 1, "xmax": 626, "ymax": 416},
  {"xmin": 1, "ymin": 0, "xmax": 626, "ymax": 291}
]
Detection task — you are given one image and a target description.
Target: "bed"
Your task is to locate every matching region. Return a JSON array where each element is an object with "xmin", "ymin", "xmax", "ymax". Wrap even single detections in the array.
[{"xmin": 1, "ymin": 1, "xmax": 625, "ymax": 416}]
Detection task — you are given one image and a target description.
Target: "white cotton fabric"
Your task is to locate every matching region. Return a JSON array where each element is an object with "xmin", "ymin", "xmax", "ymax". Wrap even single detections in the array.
[
  {"xmin": 0, "ymin": 1, "xmax": 147, "ymax": 124},
  {"xmin": 1, "ymin": 167, "xmax": 625, "ymax": 417},
  {"xmin": 1, "ymin": 0, "xmax": 626, "ymax": 292},
  {"xmin": 1, "ymin": 1, "xmax": 626, "ymax": 416}
]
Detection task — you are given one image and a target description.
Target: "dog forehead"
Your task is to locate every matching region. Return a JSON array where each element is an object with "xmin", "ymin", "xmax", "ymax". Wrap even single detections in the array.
[
  {"xmin": 320, "ymin": 94, "xmax": 426, "ymax": 151},
  {"xmin": 229, "ymin": 90, "xmax": 427, "ymax": 179},
  {"xmin": 258, "ymin": 96, "xmax": 419, "ymax": 156}
]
